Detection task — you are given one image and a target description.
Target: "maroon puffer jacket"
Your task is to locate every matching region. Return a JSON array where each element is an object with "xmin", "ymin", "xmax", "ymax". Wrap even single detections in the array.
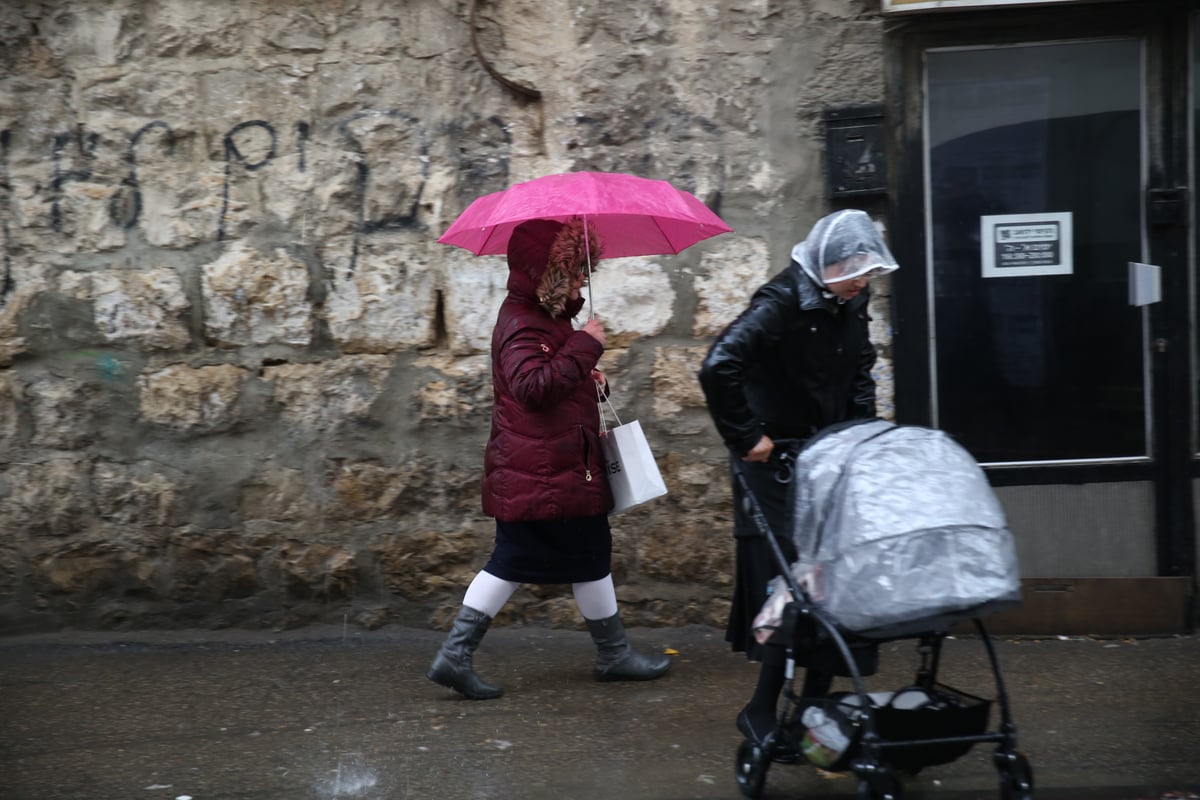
[{"xmin": 481, "ymin": 219, "xmax": 613, "ymax": 521}]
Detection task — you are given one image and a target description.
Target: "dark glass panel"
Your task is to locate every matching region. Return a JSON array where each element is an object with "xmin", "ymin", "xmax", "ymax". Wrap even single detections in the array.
[{"xmin": 927, "ymin": 41, "xmax": 1145, "ymax": 462}]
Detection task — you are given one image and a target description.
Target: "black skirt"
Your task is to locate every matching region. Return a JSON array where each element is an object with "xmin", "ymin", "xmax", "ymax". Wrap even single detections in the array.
[
  {"xmin": 483, "ymin": 514, "xmax": 613, "ymax": 584},
  {"xmin": 727, "ymin": 454, "xmax": 798, "ymax": 660},
  {"xmin": 725, "ymin": 453, "xmax": 878, "ymax": 675}
]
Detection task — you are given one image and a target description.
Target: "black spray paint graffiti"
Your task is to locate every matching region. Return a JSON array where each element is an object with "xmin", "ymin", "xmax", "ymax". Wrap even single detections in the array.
[
  {"xmin": 446, "ymin": 114, "xmax": 512, "ymax": 207},
  {"xmin": 110, "ymin": 121, "xmax": 175, "ymax": 230},
  {"xmin": 51, "ymin": 127, "xmax": 100, "ymax": 233},
  {"xmin": 32, "ymin": 114, "xmax": 438, "ymax": 263},
  {"xmin": 218, "ymin": 120, "xmax": 278, "ymax": 242},
  {"xmin": 1, "ymin": 108, "xmax": 724, "ymax": 304},
  {"xmin": 0, "ymin": 130, "xmax": 12, "ymax": 306},
  {"xmin": 338, "ymin": 110, "xmax": 429, "ymax": 278},
  {"xmin": 296, "ymin": 121, "xmax": 310, "ymax": 173}
]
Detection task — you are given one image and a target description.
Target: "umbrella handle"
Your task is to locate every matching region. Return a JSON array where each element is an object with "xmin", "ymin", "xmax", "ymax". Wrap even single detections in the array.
[{"xmin": 583, "ymin": 216, "xmax": 594, "ymax": 320}]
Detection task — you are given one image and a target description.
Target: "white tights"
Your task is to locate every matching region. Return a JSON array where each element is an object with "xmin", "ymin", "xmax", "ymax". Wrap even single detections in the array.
[{"xmin": 461, "ymin": 570, "xmax": 619, "ymax": 621}]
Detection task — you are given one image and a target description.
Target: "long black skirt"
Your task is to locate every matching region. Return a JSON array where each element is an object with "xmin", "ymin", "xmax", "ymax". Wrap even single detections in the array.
[
  {"xmin": 726, "ymin": 454, "xmax": 877, "ymax": 676},
  {"xmin": 727, "ymin": 454, "xmax": 797, "ymax": 660},
  {"xmin": 483, "ymin": 514, "xmax": 612, "ymax": 584}
]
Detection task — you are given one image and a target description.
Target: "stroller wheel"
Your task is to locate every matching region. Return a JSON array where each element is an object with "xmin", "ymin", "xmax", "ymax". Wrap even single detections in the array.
[
  {"xmin": 995, "ymin": 750, "xmax": 1034, "ymax": 800},
  {"xmin": 734, "ymin": 738, "xmax": 770, "ymax": 798}
]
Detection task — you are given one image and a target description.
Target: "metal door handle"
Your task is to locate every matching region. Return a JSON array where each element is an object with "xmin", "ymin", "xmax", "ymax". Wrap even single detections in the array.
[{"xmin": 1129, "ymin": 262, "xmax": 1162, "ymax": 306}]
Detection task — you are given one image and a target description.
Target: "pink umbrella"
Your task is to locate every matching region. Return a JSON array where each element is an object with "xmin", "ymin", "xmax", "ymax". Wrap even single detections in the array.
[{"xmin": 437, "ymin": 171, "xmax": 732, "ymax": 258}]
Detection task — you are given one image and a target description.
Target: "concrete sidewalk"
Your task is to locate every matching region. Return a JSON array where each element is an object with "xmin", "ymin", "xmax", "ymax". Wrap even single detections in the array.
[{"xmin": 0, "ymin": 623, "xmax": 1197, "ymax": 800}]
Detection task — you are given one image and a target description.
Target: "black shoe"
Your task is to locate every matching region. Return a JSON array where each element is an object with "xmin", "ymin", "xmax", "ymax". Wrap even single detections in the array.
[
  {"xmin": 736, "ymin": 709, "xmax": 800, "ymax": 764},
  {"xmin": 736, "ymin": 707, "xmax": 771, "ymax": 745},
  {"xmin": 771, "ymin": 740, "xmax": 800, "ymax": 764}
]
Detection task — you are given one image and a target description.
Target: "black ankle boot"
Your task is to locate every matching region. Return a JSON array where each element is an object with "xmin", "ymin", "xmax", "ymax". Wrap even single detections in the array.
[
  {"xmin": 586, "ymin": 612, "xmax": 671, "ymax": 682},
  {"xmin": 427, "ymin": 605, "xmax": 504, "ymax": 700},
  {"xmin": 736, "ymin": 706, "xmax": 777, "ymax": 746}
]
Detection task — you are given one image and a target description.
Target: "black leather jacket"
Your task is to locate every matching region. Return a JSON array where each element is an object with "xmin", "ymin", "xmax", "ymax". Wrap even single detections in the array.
[{"xmin": 698, "ymin": 260, "xmax": 877, "ymax": 457}]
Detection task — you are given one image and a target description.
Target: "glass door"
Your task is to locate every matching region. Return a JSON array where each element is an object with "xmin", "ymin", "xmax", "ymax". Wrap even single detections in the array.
[
  {"xmin": 919, "ymin": 34, "xmax": 1172, "ymax": 586},
  {"xmin": 926, "ymin": 39, "xmax": 1147, "ymax": 464},
  {"xmin": 889, "ymin": 2, "xmax": 1197, "ymax": 631}
]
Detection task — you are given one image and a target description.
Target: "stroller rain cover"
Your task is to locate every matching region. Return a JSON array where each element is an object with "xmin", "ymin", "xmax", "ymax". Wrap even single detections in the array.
[{"xmin": 785, "ymin": 419, "xmax": 1021, "ymax": 634}]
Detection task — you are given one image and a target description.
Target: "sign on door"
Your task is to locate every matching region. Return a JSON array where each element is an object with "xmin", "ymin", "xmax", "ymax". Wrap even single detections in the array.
[{"xmin": 981, "ymin": 212, "xmax": 1074, "ymax": 278}]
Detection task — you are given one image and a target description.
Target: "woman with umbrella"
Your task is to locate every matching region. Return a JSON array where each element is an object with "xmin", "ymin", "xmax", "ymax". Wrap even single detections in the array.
[
  {"xmin": 428, "ymin": 217, "xmax": 671, "ymax": 699},
  {"xmin": 698, "ymin": 209, "xmax": 899, "ymax": 748}
]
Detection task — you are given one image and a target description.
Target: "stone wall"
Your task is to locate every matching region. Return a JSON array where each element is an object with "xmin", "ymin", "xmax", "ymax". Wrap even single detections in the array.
[{"xmin": 0, "ymin": 0, "xmax": 893, "ymax": 632}]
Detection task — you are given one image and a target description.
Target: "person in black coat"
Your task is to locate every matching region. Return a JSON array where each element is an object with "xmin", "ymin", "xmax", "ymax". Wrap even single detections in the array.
[{"xmin": 698, "ymin": 209, "xmax": 899, "ymax": 749}]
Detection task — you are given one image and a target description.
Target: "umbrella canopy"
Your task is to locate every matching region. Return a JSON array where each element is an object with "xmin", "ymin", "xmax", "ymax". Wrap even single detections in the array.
[{"xmin": 437, "ymin": 171, "xmax": 732, "ymax": 258}]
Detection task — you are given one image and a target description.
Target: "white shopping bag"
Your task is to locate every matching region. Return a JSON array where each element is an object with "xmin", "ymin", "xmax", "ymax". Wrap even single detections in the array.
[{"xmin": 598, "ymin": 391, "xmax": 668, "ymax": 514}]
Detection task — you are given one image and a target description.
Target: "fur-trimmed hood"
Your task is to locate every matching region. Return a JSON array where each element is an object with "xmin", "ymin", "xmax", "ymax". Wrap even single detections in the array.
[{"xmin": 505, "ymin": 217, "xmax": 603, "ymax": 318}]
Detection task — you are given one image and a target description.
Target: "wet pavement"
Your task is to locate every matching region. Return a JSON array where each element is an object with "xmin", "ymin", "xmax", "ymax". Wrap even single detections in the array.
[{"xmin": 0, "ymin": 623, "xmax": 1197, "ymax": 800}]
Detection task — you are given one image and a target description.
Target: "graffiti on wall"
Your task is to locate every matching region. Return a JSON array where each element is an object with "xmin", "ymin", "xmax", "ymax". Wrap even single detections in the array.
[
  {"xmin": 0, "ymin": 130, "xmax": 11, "ymax": 304},
  {"xmin": 0, "ymin": 109, "xmax": 725, "ymax": 306},
  {"xmin": 110, "ymin": 121, "xmax": 176, "ymax": 232}
]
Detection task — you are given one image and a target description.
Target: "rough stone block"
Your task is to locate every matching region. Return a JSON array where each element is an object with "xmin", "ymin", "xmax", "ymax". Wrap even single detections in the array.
[
  {"xmin": 240, "ymin": 468, "xmax": 320, "ymax": 523},
  {"xmin": 202, "ymin": 241, "xmax": 312, "ymax": 347},
  {"xmin": 138, "ymin": 363, "xmax": 247, "ymax": 432},
  {"xmin": 263, "ymin": 355, "xmax": 395, "ymax": 431},
  {"xmin": 91, "ymin": 269, "xmax": 191, "ymax": 349},
  {"xmin": 441, "ymin": 255, "xmax": 508, "ymax": 355},
  {"xmin": 0, "ymin": 371, "xmax": 18, "ymax": 448},
  {"xmin": 167, "ymin": 529, "xmax": 262, "ymax": 602},
  {"xmin": 585, "ymin": 257, "xmax": 673, "ymax": 344},
  {"xmin": 33, "ymin": 537, "xmax": 159, "ymax": 600},
  {"xmin": 273, "ymin": 540, "xmax": 357, "ymax": 600},
  {"xmin": 411, "ymin": 354, "xmax": 491, "ymax": 423},
  {"xmin": 0, "ymin": 459, "xmax": 94, "ymax": 539},
  {"xmin": 650, "ymin": 344, "xmax": 711, "ymax": 434},
  {"xmin": 375, "ymin": 529, "xmax": 486, "ymax": 600},
  {"xmin": 27, "ymin": 376, "xmax": 104, "ymax": 449},
  {"xmin": 92, "ymin": 461, "xmax": 181, "ymax": 527},
  {"xmin": 691, "ymin": 236, "xmax": 771, "ymax": 337},
  {"xmin": 321, "ymin": 237, "xmax": 439, "ymax": 352}
]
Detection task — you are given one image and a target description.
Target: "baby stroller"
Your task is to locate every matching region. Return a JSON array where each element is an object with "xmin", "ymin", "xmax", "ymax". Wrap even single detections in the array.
[{"xmin": 732, "ymin": 419, "xmax": 1034, "ymax": 800}]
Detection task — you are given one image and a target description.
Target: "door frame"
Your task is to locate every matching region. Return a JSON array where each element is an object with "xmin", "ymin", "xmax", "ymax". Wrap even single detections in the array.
[{"xmin": 883, "ymin": 0, "xmax": 1197, "ymax": 629}]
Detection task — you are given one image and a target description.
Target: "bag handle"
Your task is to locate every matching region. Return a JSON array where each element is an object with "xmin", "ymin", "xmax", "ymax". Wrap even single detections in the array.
[{"xmin": 596, "ymin": 380, "xmax": 622, "ymax": 433}]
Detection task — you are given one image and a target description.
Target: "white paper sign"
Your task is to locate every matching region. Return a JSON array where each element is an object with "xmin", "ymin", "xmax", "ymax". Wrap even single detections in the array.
[{"xmin": 981, "ymin": 212, "xmax": 1073, "ymax": 278}]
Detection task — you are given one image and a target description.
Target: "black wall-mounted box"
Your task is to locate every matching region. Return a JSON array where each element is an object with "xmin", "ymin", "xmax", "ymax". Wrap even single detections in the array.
[{"xmin": 824, "ymin": 105, "xmax": 888, "ymax": 198}]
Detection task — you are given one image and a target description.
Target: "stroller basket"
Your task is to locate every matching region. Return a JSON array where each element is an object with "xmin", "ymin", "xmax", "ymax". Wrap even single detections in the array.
[{"xmin": 793, "ymin": 684, "xmax": 991, "ymax": 773}]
